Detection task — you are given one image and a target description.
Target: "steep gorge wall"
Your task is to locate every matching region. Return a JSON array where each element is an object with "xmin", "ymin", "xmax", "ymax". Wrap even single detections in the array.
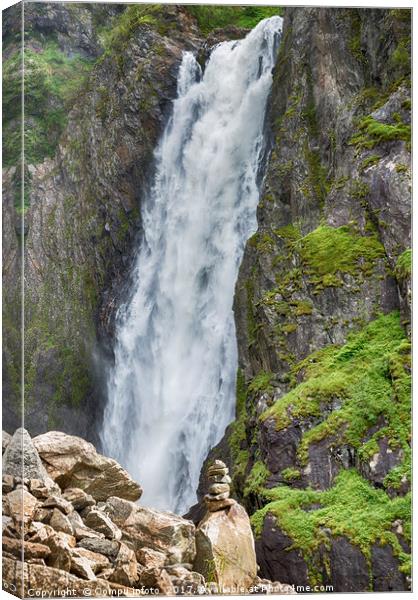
[
  {"xmin": 224, "ymin": 7, "xmax": 411, "ymax": 591},
  {"xmin": 3, "ymin": 4, "xmax": 203, "ymax": 439}
]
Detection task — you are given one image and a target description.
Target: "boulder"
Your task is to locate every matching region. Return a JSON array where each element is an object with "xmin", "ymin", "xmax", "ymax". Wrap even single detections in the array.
[
  {"xmin": 71, "ymin": 547, "xmax": 110, "ymax": 573},
  {"xmin": 2, "ymin": 474, "xmax": 14, "ymax": 494},
  {"xmin": 62, "ymin": 487, "xmax": 95, "ymax": 511},
  {"xmin": 29, "ymin": 479, "xmax": 53, "ymax": 500},
  {"xmin": 165, "ymin": 564, "xmax": 205, "ymax": 594},
  {"xmin": 33, "ymin": 431, "xmax": 142, "ymax": 501},
  {"xmin": 7, "ymin": 488, "xmax": 38, "ymax": 533},
  {"xmin": 49, "ymin": 508, "xmax": 74, "ymax": 536},
  {"xmin": 2, "ymin": 556, "xmax": 112, "ymax": 597},
  {"xmin": 27, "ymin": 522, "xmax": 56, "ymax": 545},
  {"xmin": 194, "ymin": 502, "xmax": 257, "ymax": 591},
  {"xmin": 42, "ymin": 495, "xmax": 74, "ymax": 514},
  {"xmin": 71, "ymin": 555, "xmax": 96, "ymax": 580},
  {"xmin": 78, "ymin": 537, "xmax": 120, "ymax": 560},
  {"xmin": 136, "ymin": 547, "xmax": 166, "ymax": 570},
  {"xmin": 140, "ymin": 566, "xmax": 175, "ymax": 594},
  {"xmin": 120, "ymin": 504, "xmax": 196, "ymax": 565},
  {"xmin": 2, "ymin": 537, "xmax": 51, "ymax": 560},
  {"xmin": 108, "ymin": 542, "xmax": 138, "ymax": 587},
  {"xmin": 84, "ymin": 509, "xmax": 122, "ymax": 540},
  {"xmin": 74, "ymin": 526, "xmax": 105, "ymax": 541},
  {"xmin": 103, "ymin": 496, "xmax": 137, "ymax": 527},
  {"xmin": 45, "ymin": 535, "xmax": 73, "ymax": 572},
  {"xmin": 3, "ymin": 429, "xmax": 58, "ymax": 493}
]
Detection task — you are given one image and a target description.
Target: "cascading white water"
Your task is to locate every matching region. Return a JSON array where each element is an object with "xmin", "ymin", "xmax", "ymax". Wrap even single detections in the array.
[{"xmin": 101, "ymin": 16, "xmax": 282, "ymax": 515}]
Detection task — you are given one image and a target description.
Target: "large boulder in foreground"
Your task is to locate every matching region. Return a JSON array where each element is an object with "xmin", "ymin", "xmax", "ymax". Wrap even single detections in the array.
[
  {"xmin": 194, "ymin": 502, "xmax": 257, "ymax": 591},
  {"xmin": 104, "ymin": 496, "xmax": 196, "ymax": 565},
  {"xmin": 32, "ymin": 431, "xmax": 142, "ymax": 502}
]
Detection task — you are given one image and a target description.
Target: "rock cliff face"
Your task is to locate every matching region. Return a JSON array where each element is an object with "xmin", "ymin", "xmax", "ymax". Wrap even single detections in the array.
[
  {"xmin": 3, "ymin": 3, "xmax": 203, "ymax": 438},
  {"xmin": 224, "ymin": 7, "xmax": 411, "ymax": 592}
]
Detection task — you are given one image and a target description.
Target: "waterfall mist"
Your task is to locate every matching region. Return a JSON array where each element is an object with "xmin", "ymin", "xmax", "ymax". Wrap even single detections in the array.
[{"xmin": 101, "ymin": 17, "xmax": 282, "ymax": 514}]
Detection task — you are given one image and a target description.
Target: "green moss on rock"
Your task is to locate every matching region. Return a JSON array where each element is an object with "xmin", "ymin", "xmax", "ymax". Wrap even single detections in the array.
[
  {"xmin": 297, "ymin": 225, "xmax": 385, "ymax": 288},
  {"xmin": 262, "ymin": 313, "xmax": 411, "ymax": 488},
  {"xmin": 251, "ymin": 469, "xmax": 411, "ymax": 580}
]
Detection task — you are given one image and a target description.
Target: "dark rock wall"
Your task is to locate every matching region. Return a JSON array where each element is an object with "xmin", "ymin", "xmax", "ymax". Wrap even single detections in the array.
[
  {"xmin": 2, "ymin": 3, "xmax": 203, "ymax": 439},
  {"xmin": 226, "ymin": 7, "xmax": 411, "ymax": 591}
]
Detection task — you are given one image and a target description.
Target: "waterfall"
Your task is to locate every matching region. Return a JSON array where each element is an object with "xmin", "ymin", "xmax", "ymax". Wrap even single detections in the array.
[{"xmin": 101, "ymin": 16, "xmax": 282, "ymax": 515}]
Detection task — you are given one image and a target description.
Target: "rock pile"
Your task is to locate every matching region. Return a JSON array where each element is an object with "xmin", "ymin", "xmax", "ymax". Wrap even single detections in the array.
[
  {"xmin": 195, "ymin": 460, "xmax": 293, "ymax": 594},
  {"xmin": 2, "ymin": 429, "xmax": 201, "ymax": 598},
  {"xmin": 2, "ymin": 430, "xmax": 294, "ymax": 597},
  {"xmin": 204, "ymin": 460, "xmax": 236, "ymax": 512}
]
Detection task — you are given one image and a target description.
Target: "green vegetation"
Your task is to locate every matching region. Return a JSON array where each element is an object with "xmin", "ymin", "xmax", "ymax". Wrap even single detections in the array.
[
  {"xmin": 297, "ymin": 225, "xmax": 385, "ymax": 288},
  {"xmin": 395, "ymin": 249, "xmax": 412, "ymax": 280},
  {"xmin": 262, "ymin": 312, "xmax": 411, "ymax": 488},
  {"xmin": 251, "ymin": 469, "xmax": 411, "ymax": 582},
  {"xmin": 350, "ymin": 116, "xmax": 411, "ymax": 150},
  {"xmin": 248, "ymin": 370, "xmax": 275, "ymax": 395},
  {"xmin": 360, "ymin": 154, "xmax": 381, "ymax": 171},
  {"xmin": 244, "ymin": 460, "xmax": 270, "ymax": 496},
  {"xmin": 228, "ymin": 369, "xmax": 250, "ymax": 480},
  {"xmin": 187, "ymin": 5, "xmax": 283, "ymax": 35},
  {"xmin": 3, "ymin": 43, "xmax": 92, "ymax": 166},
  {"xmin": 101, "ymin": 4, "xmax": 171, "ymax": 52}
]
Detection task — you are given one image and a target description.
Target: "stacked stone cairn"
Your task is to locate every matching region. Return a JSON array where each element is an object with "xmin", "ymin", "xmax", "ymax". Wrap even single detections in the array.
[{"xmin": 204, "ymin": 460, "xmax": 236, "ymax": 512}]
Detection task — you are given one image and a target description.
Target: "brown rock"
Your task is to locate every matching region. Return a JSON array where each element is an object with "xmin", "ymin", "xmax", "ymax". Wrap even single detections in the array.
[
  {"xmin": 7, "ymin": 488, "xmax": 38, "ymax": 533},
  {"xmin": 45, "ymin": 536, "xmax": 72, "ymax": 572},
  {"xmin": 84, "ymin": 509, "xmax": 122, "ymax": 540},
  {"xmin": 194, "ymin": 502, "xmax": 257, "ymax": 590},
  {"xmin": 207, "ymin": 483, "xmax": 230, "ymax": 494},
  {"xmin": 71, "ymin": 555, "xmax": 96, "ymax": 580},
  {"xmin": 103, "ymin": 496, "xmax": 137, "ymax": 527},
  {"xmin": 74, "ymin": 526, "xmax": 105, "ymax": 541},
  {"xmin": 62, "ymin": 487, "xmax": 95, "ymax": 511},
  {"xmin": 2, "ymin": 556, "xmax": 112, "ymax": 597},
  {"xmin": 33, "ymin": 507, "xmax": 53, "ymax": 523},
  {"xmin": 33, "ymin": 431, "xmax": 142, "ymax": 501},
  {"xmin": 50, "ymin": 508, "xmax": 74, "ymax": 535},
  {"xmin": 55, "ymin": 531, "xmax": 77, "ymax": 548},
  {"xmin": 204, "ymin": 491, "xmax": 229, "ymax": 502},
  {"xmin": 121, "ymin": 505, "xmax": 196, "ymax": 565},
  {"xmin": 136, "ymin": 547, "xmax": 166, "ymax": 570},
  {"xmin": 29, "ymin": 482, "xmax": 51, "ymax": 500},
  {"xmin": 206, "ymin": 498, "xmax": 237, "ymax": 512},
  {"xmin": 71, "ymin": 547, "xmax": 110, "ymax": 573},
  {"xmin": 3, "ymin": 474, "xmax": 14, "ymax": 494},
  {"xmin": 166, "ymin": 564, "xmax": 205, "ymax": 594},
  {"xmin": 108, "ymin": 543, "xmax": 138, "ymax": 587},
  {"xmin": 78, "ymin": 537, "xmax": 120, "ymax": 559},
  {"xmin": 27, "ymin": 522, "xmax": 55, "ymax": 544},
  {"xmin": 67, "ymin": 509, "xmax": 85, "ymax": 530},
  {"xmin": 42, "ymin": 495, "xmax": 74, "ymax": 514},
  {"xmin": 2, "ymin": 537, "xmax": 51, "ymax": 560},
  {"xmin": 140, "ymin": 566, "xmax": 174, "ymax": 594},
  {"xmin": 208, "ymin": 473, "xmax": 232, "ymax": 484}
]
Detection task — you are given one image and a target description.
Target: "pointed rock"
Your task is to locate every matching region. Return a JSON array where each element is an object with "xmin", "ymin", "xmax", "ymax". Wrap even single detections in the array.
[{"xmin": 3, "ymin": 429, "xmax": 58, "ymax": 493}]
